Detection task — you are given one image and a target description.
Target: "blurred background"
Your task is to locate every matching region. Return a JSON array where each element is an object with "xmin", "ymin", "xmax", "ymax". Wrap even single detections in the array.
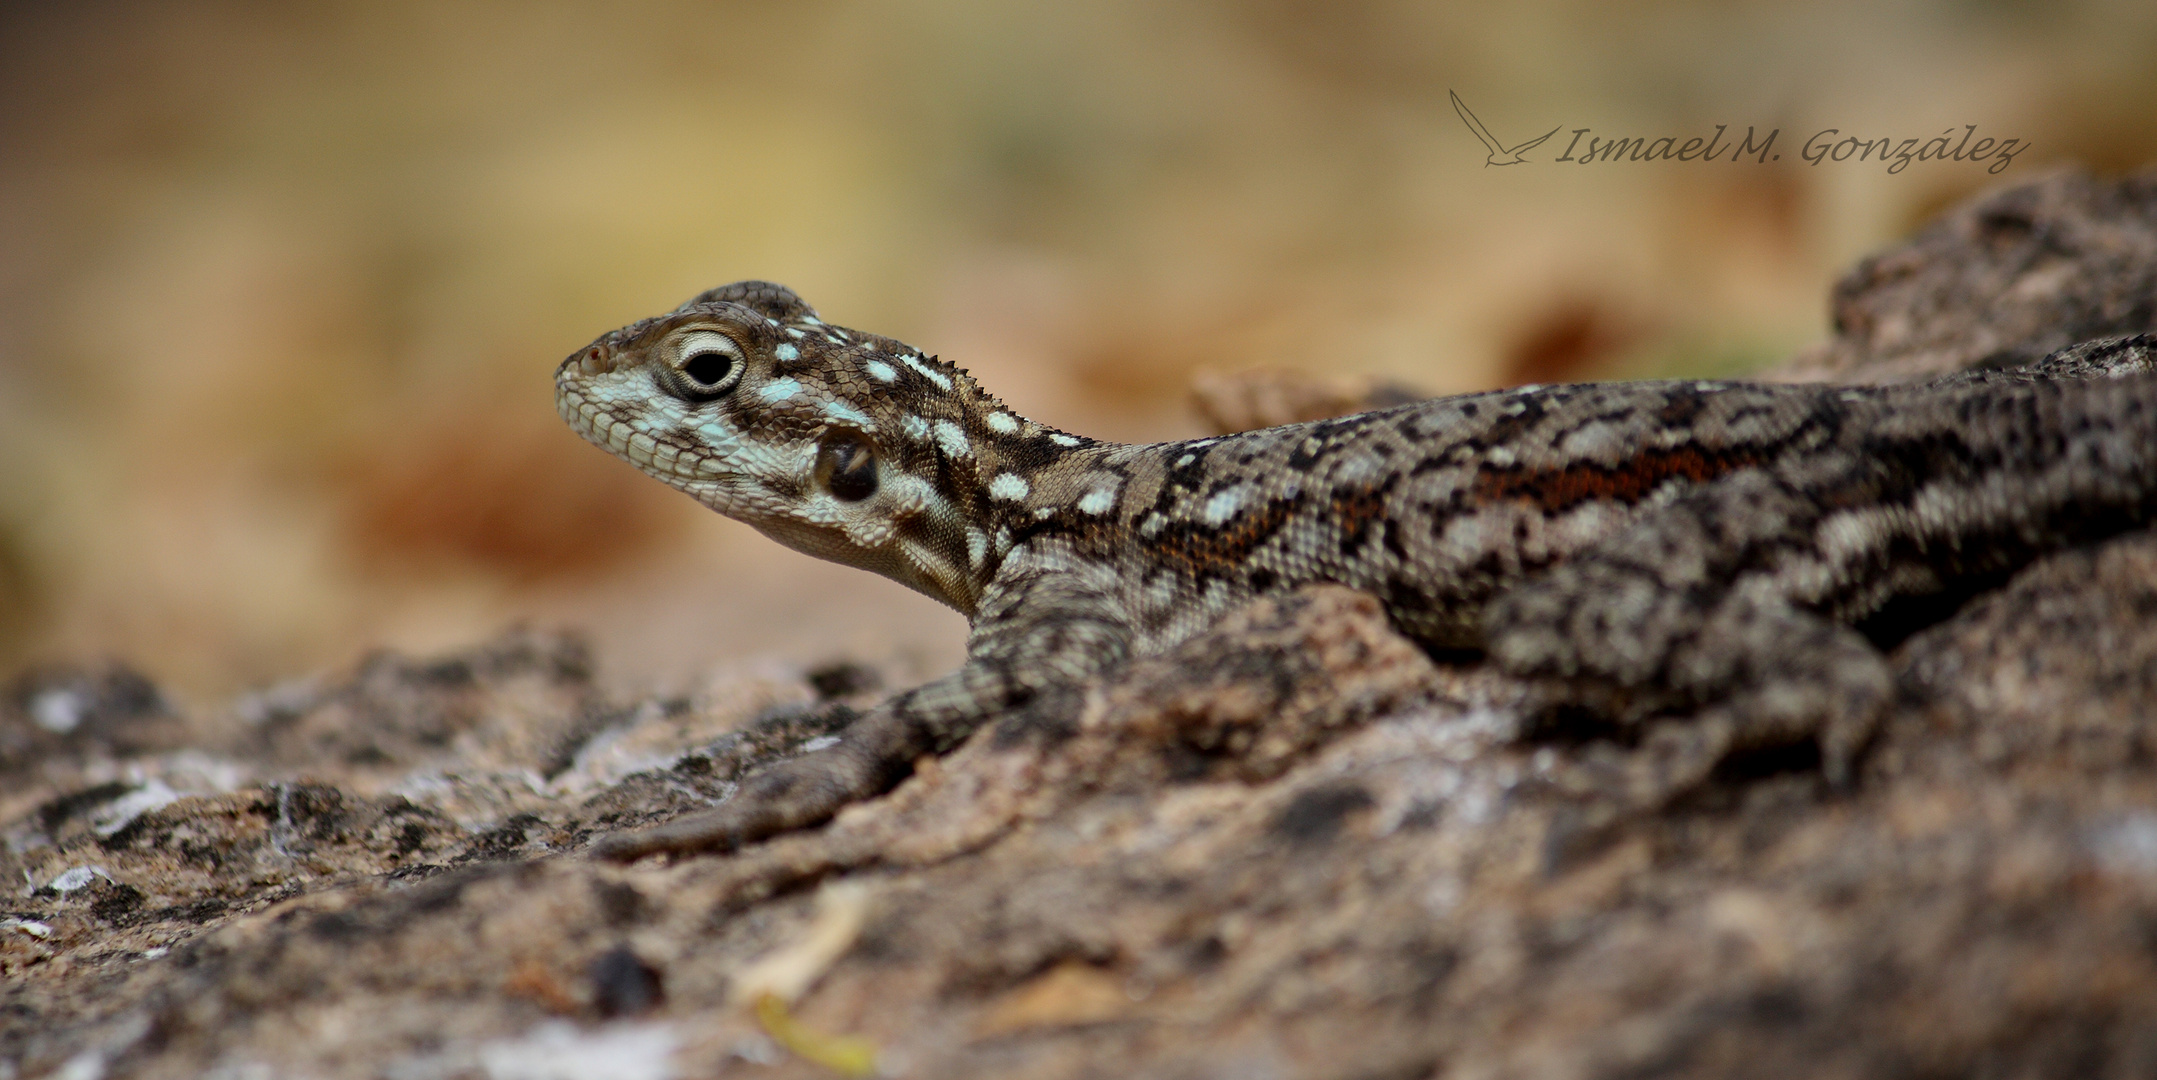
[{"xmin": 2, "ymin": 0, "xmax": 2154, "ymax": 703}]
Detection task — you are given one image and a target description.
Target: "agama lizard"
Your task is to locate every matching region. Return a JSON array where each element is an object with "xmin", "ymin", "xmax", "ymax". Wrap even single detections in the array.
[{"xmin": 556, "ymin": 280, "xmax": 2157, "ymax": 860}]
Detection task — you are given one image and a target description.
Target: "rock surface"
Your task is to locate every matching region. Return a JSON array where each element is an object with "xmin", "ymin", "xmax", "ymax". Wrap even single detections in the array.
[
  {"xmin": 1788, "ymin": 167, "xmax": 2157, "ymax": 382},
  {"xmin": 7, "ymin": 168, "xmax": 2157, "ymax": 1080}
]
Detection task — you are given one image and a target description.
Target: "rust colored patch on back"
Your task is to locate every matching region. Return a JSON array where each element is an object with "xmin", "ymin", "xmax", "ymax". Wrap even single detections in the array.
[
  {"xmin": 1332, "ymin": 475, "xmax": 1400, "ymax": 556},
  {"xmin": 1154, "ymin": 495, "xmax": 1301, "ymax": 580},
  {"xmin": 1471, "ymin": 444, "xmax": 1759, "ymax": 513}
]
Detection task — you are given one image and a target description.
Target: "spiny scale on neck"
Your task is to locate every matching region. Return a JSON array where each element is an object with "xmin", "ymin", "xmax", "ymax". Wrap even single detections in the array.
[{"xmin": 554, "ymin": 280, "xmax": 1104, "ymax": 615}]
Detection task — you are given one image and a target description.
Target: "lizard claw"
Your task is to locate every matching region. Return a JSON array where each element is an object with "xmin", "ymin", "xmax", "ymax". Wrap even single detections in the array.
[{"xmin": 591, "ymin": 807, "xmax": 754, "ymax": 861}]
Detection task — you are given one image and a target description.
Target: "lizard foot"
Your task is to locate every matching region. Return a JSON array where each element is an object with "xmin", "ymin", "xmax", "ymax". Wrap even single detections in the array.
[
  {"xmin": 1491, "ymin": 477, "xmax": 1896, "ymax": 805},
  {"xmin": 591, "ymin": 710, "xmax": 920, "ymax": 862},
  {"xmin": 1533, "ymin": 631, "xmax": 1892, "ymax": 808}
]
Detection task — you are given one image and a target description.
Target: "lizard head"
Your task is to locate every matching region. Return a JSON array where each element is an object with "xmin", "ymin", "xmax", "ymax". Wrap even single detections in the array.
[{"xmin": 555, "ymin": 281, "xmax": 1061, "ymax": 615}]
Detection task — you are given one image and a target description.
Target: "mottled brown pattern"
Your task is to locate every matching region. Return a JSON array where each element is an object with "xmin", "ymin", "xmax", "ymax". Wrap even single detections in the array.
[
  {"xmin": 1153, "ymin": 495, "xmax": 1301, "ymax": 583},
  {"xmin": 1330, "ymin": 475, "xmax": 1399, "ymax": 555}
]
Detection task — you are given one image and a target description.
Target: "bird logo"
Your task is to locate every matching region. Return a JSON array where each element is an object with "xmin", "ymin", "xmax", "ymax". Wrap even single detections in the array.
[{"xmin": 1451, "ymin": 91, "xmax": 1560, "ymax": 166}]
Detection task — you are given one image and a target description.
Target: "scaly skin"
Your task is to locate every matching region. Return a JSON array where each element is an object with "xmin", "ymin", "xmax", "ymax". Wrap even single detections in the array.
[{"xmin": 555, "ymin": 281, "xmax": 2157, "ymax": 860}]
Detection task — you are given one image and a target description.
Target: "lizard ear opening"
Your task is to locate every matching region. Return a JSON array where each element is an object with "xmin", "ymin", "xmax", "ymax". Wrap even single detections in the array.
[{"xmin": 817, "ymin": 433, "xmax": 879, "ymax": 502}]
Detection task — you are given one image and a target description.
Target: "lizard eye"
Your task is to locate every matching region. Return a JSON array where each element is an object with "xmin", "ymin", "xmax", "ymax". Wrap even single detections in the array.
[
  {"xmin": 683, "ymin": 351, "xmax": 735, "ymax": 387},
  {"xmin": 816, "ymin": 433, "xmax": 879, "ymax": 502},
  {"xmin": 667, "ymin": 330, "xmax": 745, "ymax": 400}
]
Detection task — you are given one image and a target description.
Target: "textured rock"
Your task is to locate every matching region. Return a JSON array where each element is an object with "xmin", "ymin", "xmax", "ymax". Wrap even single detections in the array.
[{"xmin": 1789, "ymin": 167, "xmax": 2157, "ymax": 382}]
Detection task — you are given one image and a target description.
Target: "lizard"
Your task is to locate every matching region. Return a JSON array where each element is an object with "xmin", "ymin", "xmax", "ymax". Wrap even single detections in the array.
[{"xmin": 555, "ymin": 280, "xmax": 2157, "ymax": 861}]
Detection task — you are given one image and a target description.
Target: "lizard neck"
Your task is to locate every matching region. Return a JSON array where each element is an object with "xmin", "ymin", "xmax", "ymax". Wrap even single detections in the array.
[{"xmin": 875, "ymin": 377, "xmax": 1117, "ymax": 616}]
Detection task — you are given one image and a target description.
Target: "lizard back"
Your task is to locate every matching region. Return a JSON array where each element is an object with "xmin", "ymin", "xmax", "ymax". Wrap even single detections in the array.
[{"xmin": 556, "ymin": 280, "xmax": 2157, "ymax": 859}]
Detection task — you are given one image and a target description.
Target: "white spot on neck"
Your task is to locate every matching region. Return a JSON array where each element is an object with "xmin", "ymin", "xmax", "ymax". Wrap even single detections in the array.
[
  {"xmin": 822, "ymin": 400, "xmax": 872, "ymax": 427},
  {"xmin": 933, "ymin": 419, "xmax": 971, "ymax": 458},
  {"xmin": 773, "ymin": 343, "xmax": 800, "ymax": 363},
  {"xmin": 757, "ymin": 378, "xmax": 803, "ymax": 403},
  {"xmin": 985, "ymin": 412, "xmax": 1020, "ymax": 435},
  {"xmin": 900, "ymin": 414, "xmax": 931, "ymax": 440},
  {"xmin": 899, "ymin": 353, "xmax": 952, "ymax": 391},
  {"xmin": 1048, "ymin": 433, "xmax": 1082, "ymax": 448},
  {"xmin": 988, "ymin": 473, "xmax": 1030, "ymax": 501},
  {"xmin": 866, "ymin": 359, "xmax": 898, "ymax": 382},
  {"xmin": 1077, "ymin": 487, "xmax": 1116, "ymax": 515}
]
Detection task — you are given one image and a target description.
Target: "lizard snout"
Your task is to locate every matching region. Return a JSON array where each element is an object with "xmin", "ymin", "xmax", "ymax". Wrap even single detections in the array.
[{"xmin": 558, "ymin": 342, "xmax": 617, "ymax": 380}]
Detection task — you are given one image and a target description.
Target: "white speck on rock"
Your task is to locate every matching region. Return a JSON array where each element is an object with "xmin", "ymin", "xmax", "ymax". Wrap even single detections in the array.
[
  {"xmin": 3, "ymin": 916, "xmax": 53, "ymax": 939},
  {"xmin": 478, "ymin": 1020, "xmax": 679, "ymax": 1080},
  {"xmin": 91, "ymin": 780, "xmax": 182, "ymax": 837},
  {"xmin": 49, "ymin": 865, "xmax": 114, "ymax": 893},
  {"xmin": 2091, "ymin": 812, "xmax": 2157, "ymax": 877},
  {"xmin": 53, "ymin": 1049, "xmax": 104, "ymax": 1080},
  {"xmin": 31, "ymin": 689, "xmax": 85, "ymax": 734}
]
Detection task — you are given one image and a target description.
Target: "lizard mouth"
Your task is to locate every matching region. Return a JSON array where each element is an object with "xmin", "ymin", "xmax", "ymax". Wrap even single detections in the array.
[
  {"xmin": 555, "ymin": 379, "xmax": 673, "ymax": 478},
  {"xmin": 554, "ymin": 381, "xmax": 625, "ymax": 457},
  {"xmin": 555, "ymin": 372, "xmax": 752, "ymax": 493},
  {"xmin": 555, "ymin": 341, "xmax": 688, "ymax": 476}
]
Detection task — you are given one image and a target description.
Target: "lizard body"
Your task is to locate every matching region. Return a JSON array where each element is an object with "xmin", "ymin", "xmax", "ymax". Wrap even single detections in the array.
[{"xmin": 556, "ymin": 281, "xmax": 2157, "ymax": 859}]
